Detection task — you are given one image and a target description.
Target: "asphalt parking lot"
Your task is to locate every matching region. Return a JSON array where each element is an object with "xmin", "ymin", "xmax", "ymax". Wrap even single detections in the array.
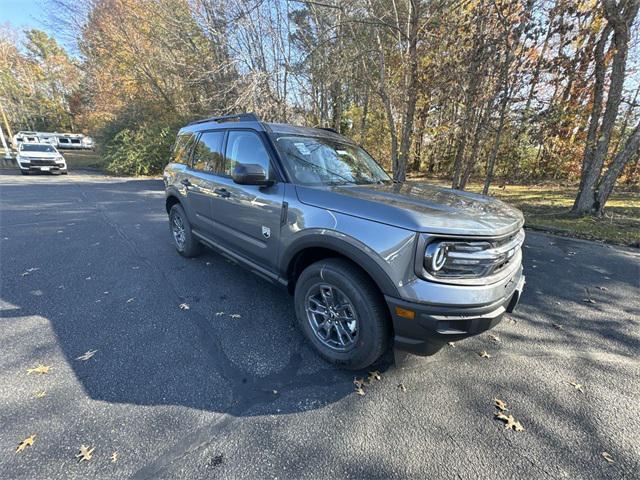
[{"xmin": 0, "ymin": 170, "xmax": 639, "ymax": 479}]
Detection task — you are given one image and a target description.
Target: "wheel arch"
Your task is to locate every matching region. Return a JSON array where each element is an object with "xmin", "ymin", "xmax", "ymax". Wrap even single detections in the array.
[
  {"xmin": 281, "ymin": 234, "xmax": 400, "ymax": 298},
  {"xmin": 165, "ymin": 194, "xmax": 181, "ymax": 214}
]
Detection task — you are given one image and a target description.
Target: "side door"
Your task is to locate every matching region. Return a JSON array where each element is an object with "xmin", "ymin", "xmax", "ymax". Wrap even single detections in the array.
[
  {"xmin": 210, "ymin": 129, "xmax": 285, "ymax": 273},
  {"xmin": 185, "ymin": 130, "xmax": 226, "ymax": 235}
]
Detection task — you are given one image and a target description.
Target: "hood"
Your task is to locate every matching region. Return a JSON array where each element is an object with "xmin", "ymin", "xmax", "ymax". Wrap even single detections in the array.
[
  {"xmin": 295, "ymin": 182, "xmax": 524, "ymax": 236},
  {"xmin": 18, "ymin": 151, "xmax": 59, "ymax": 159}
]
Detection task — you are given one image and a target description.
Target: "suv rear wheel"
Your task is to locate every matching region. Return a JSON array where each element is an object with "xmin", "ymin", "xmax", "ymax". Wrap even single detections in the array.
[
  {"xmin": 169, "ymin": 204, "xmax": 202, "ymax": 257},
  {"xmin": 294, "ymin": 258, "xmax": 390, "ymax": 370}
]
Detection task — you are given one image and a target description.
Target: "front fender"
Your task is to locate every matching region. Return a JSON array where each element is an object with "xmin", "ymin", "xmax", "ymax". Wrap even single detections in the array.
[{"xmin": 279, "ymin": 204, "xmax": 418, "ymax": 298}]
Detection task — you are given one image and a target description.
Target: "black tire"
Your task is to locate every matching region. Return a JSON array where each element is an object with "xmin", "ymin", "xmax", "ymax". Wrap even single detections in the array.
[
  {"xmin": 169, "ymin": 204, "xmax": 202, "ymax": 258},
  {"xmin": 294, "ymin": 258, "xmax": 391, "ymax": 370},
  {"xmin": 21, "ymin": 170, "xmax": 29, "ymax": 175}
]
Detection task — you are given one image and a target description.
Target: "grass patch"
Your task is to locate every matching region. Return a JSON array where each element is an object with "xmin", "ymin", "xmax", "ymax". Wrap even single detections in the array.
[{"xmin": 412, "ymin": 177, "xmax": 639, "ymax": 247}]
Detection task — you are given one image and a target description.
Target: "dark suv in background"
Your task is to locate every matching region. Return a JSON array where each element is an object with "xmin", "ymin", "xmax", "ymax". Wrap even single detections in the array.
[{"xmin": 164, "ymin": 113, "xmax": 525, "ymax": 369}]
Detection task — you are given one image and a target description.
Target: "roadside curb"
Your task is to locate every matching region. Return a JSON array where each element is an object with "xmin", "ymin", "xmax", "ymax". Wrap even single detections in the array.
[{"xmin": 524, "ymin": 224, "xmax": 640, "ymax": 251}]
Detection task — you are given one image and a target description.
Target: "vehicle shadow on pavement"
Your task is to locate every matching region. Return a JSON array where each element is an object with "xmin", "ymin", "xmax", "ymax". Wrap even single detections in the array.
[{"xmin": 0, "ymin": 174, "xmax": 393, "ymax": 420}]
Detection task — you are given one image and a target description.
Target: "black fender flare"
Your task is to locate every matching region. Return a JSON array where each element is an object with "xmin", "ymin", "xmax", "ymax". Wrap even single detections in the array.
[{"xmin": 280, "ymin": 233, "xmax": 400, "ymax": 297}]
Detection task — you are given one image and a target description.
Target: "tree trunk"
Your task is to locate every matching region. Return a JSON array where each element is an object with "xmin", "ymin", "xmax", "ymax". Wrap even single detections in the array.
[
  {"xmin": 595, "ymin": 120, "xmax": 640, "ymax": 215},
  {"xmin": 371, "ymin": 10, "xmax": 398, "ymax": 177},
  {"xmin": 452, "ymin": 9, "xmax": 484, "ymax": 189},
  {"xmin": 397, "ymin": 0, "xmax": 421, "ymax": 183},
  {"xmin": 360, "ymin": 87, "xmax": 369, "ymax": 141},
  {"xmin": 572, "ymin": 1, "xmax": 638, "ymax": 214}
]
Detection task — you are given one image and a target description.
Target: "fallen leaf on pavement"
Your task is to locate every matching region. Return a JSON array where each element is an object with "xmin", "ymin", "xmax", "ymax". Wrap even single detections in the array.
[
  {"xmin": 494, "ymin": 412, "xmax": 524, "ymax": 431},
  {"xmin": 353, "ymin": 378, "xmax": 366, "ymax": 389},
  {"xmin": 397, "ymin": 383, "xmax": 406, "ymax": 392},
  {"xmin": 552, "ymin": 323, "xmax": 564, "ymax": 330},
  {"xmin": 368, "ymin": 370, "xmax": 381, "ymax": 381},
  {"xmin": 494, "ymin": 398, "xmax": 508, "ymax": 411},
  {"xmin": 447, "ymin": 342, "xmax": 455, "ymax": 348},
  {"xmin": 478, "ymin": 350, "xmax": 492, "ymax": 358},
  {"xmin": 179, "ymin": 303, "xmax": 190, "ymax": 310},
  {"xmin": 569, "ymin": 381, "xmax": 585, "ymax": 393},
  {"xmin": 489, "ymin": 334, "xmax": 501, "ymax": 343},
  {"xmin": 601, "ymin": 452, "xmax": 614, "ymax": 463},
  {"xmin": 27, "ymin": 364, "xmax": 51, "ymax": 375},
  {"xmin": 215, "ymin": 311, "xmax": 225, "ymax": 316},
  {"xmin": 111, "ymin": 452, "xmax": 118, "ymax": 463},
  {"xmin": 76, "ymin": 445, "xmax": 95, "ymax": 463},
  {"xmin": 355, "ymin": 386, "xmax": 365, "ymax": 396},
  {"xmin": 21, "ymin": 267, "xmax": 40, "ymax": 277},
  {"xmin": 597, "ymin": 286, "xmax": 608, "ymax": 291},
  {"xmin": 126, "ymin": 298, "xmax": 135, "ymax": 303},
  {"xmin": 16, "ymin": 435, "xmax": 36, "ymax": 453},
  {"xmin": 76, "ymin": 350, "xmax": 98, "ymax": 361},
  {"xmin": 229, "ymin": 314, "xmax": 241, "ymax": 319},
  {"xmin": 582, "ymin": 298, "xmax": 597, "ymax": 304},
  {"xmin": 33, "ymin": 390, "xmax": 47, "ymax": 398}
]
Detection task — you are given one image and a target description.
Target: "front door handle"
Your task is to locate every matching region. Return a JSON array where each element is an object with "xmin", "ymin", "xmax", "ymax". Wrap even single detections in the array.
[
  {"xmin": 180, "ymin": 178, "xmax": 192, "ymax": 187},
  {"xmin": 214, "ymin": 187, "xmax": 230, "ymax": 198}
]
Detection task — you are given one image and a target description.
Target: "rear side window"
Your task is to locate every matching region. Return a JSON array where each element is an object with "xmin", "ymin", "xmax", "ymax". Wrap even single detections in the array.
[
  {"xmin": 192, "ymin": 131, "xmax": 225, "ymax": 173},
  {"xmin": 225, "ymin": 130, "xmax": 270, "ymax": 176},
  {"xmin": 172, "ymin": 133, "xmax": 195, "ymax": 165}
]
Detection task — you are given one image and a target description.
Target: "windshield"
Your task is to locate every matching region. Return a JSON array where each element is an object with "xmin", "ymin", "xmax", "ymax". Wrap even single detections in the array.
[
  {"xmin": 275, "ymin": 135, "xmax": 391, "ymax": 186},
  {"xmin": 20, "ymin": 144, "xmax": 56, "ymax": 153}
]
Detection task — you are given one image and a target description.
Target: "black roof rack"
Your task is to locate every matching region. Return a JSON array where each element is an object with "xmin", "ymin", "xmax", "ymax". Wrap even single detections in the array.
[
  {"xmin": 188, "ymin": 112, "xmax": 261, "ymax": 126},
  {"xmin": 318, "ymin": 127, "xmax": 339, "ymax": 134}
]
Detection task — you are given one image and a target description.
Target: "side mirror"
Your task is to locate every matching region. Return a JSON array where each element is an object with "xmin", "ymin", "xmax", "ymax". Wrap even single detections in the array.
[{"xmin": 232, "ymin": 163, "xmax": 273, "ymax": 186}]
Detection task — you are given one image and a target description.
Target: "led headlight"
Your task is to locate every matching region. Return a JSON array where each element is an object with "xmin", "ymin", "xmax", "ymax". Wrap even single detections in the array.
[
  {"xmin": 418, "ymin": 229, "xmax": 525, "ymax": 283},
  {"xmin": 425, "ymin": 242, "xmax": 449, "ymax": 272}
]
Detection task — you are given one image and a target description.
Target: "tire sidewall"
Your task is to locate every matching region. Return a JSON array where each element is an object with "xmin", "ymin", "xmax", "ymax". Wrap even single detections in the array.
[
  {"xmin": 294, "ymin": 261, "xmax": 384, "ymax": 369},
  {"xmin": 169, "ymin": 203, "xmax": 200, "ymax": 257}
]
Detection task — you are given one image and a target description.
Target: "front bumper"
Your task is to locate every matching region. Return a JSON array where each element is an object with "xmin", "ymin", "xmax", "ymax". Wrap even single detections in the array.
[
  {"xmin": 19, "ymin": 163, "xmax": 67, "ymax": 173},
  {"xmin": 386, "ymin": 270, "xmax": 525, "ymax": 356}
]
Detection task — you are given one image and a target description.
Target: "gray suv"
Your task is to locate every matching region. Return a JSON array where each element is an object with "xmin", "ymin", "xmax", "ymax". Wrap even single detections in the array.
[{"xmin": 164, "ymin": 113, "xmax": 525, "ymax": 369}]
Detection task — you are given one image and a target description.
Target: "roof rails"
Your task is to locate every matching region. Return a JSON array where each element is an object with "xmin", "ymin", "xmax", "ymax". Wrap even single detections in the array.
[{"xmin": 188, "ymin": 112, "xmax": 261, "ymax": 126}]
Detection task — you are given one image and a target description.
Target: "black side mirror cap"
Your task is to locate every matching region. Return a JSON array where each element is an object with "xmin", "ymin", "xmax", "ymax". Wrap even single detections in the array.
[{"xmin": 232, "ymin": 163, "xmax": 274, "ymax": 186}]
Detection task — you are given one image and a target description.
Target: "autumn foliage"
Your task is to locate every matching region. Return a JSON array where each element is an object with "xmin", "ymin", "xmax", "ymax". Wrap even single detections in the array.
[{"xmin": 0, "ymin": 0, "xmax": 638, "ymax": 213}]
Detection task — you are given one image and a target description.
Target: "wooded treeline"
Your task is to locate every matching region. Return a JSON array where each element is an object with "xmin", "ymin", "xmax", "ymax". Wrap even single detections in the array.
[{"xmin": 1, "ymin": 0, "xmax": 638, "ymax": 214}]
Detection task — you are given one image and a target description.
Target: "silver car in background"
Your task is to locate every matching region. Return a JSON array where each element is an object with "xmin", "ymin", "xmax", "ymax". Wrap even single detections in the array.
[{"xmin": 16, "ymin": 143, "xmax": 68, "ymax": 175}]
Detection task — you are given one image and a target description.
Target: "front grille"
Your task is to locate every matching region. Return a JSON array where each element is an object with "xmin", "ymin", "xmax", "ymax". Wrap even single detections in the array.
[{"xmin": 29, "ymin": 159, "xmax": 58, "ymax": 166}]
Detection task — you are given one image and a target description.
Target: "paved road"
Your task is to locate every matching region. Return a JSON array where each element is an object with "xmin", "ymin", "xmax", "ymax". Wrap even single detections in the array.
[{"xmin": 1, "ymin": 170, "xmax": 639, "ymax": 479}]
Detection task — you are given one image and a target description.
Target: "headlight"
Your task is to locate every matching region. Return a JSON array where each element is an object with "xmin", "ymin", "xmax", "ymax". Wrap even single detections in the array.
[
  {"xmin": 425, "ymin": 242, "xmax": 449, "ymax": 272},
  {"xmin": 417, "ymin": 229, "xmax": 525, "ymax": 283},
  {"xmin": 55, "ymin": 156, "xmax": 65, "ymax": 162}
]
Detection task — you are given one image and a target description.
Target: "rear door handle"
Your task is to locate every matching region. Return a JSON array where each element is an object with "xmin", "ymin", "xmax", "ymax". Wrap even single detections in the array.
[{"xmin": 214, "ymin": 187, "xmax": 230, "ymax": 198}]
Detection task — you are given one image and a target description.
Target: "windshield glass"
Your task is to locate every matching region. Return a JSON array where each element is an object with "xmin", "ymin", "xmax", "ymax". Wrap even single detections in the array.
[
  {"xmin": 20, "ymin": 144, "xmax": 56, "ymax": 153},
  {"xmin": 275, "ymin": 135, "xmax": 391, "ymax": 186}
]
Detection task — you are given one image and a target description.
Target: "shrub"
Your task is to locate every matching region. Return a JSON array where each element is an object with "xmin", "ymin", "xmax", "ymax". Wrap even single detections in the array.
[{"xmin": 104, "ymin": 123, "xmax": 176, "ymax": 176}]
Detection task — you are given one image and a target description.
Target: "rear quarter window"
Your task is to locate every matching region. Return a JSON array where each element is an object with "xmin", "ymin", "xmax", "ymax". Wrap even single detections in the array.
[{"xmin": 172, "ymin": 133, "xmax": 195, "ymax": 165}]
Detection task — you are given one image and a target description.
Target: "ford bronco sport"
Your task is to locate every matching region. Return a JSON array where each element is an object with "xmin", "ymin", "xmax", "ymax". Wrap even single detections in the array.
[{"xmin": 164, "ymin": 113, "xmax": 525, "ymax": 369}]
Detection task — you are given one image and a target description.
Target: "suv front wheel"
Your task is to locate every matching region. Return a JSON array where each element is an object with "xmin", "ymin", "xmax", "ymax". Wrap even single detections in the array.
[
  {"xmin": 169, "ymin": 203, "xmax": 202, "ymax": 258},
  {"xmin": 294, "ymin": 258, "xmax": 390, "ymax": 370}
]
